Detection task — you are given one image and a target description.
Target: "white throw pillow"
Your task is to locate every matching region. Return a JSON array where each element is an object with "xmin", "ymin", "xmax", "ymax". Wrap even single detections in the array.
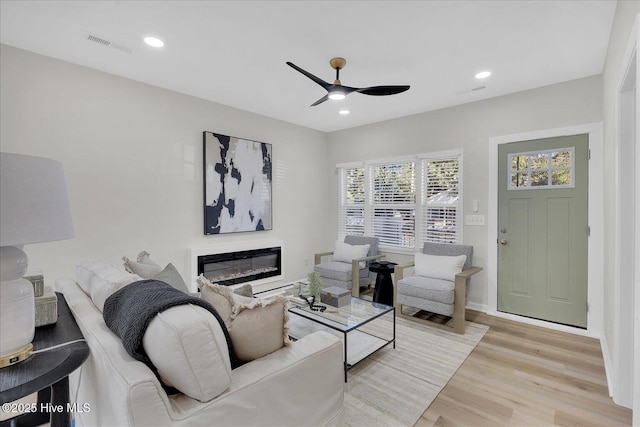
[
  {"xmin": 143, "ymin": 304, "xmax": 232, "ymax": 402},
  {"xmin": 75, "ymin": 259, "xmax": 111, "ymax": 295},
  {"xmin": 76, "ymin": 260, "xmax": 142, "ymax": 311},
  {"xmin": 413, "ymin": 253, "xmax": 467, "ymax": 281},
  {"xmin": 333, "ymin": 240, "xmax": 370, "ymax": 268}
]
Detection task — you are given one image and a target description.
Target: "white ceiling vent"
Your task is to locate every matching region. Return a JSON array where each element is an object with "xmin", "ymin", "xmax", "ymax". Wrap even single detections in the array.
[
  {"xmin": 87, "ymin": 34, "xmax": 134, "ymax": 54},
  {"xmin": 455, "ymin": 85, "xmax": 487, "ymax": 96}
]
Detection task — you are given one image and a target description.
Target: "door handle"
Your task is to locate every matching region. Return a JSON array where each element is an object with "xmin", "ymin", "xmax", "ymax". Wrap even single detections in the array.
[{"xmin": 500, "ymin": 239, "xmax": 508, "ymax": 245}]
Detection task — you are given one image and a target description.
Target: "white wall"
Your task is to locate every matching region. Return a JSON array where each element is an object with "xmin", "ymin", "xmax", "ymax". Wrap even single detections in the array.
[
  {"xmin": 0, "ymin": 44, "xmax": 330, "ymax": 292},
  {"xmin": 326, "ymin": 75, "xmax": 603, "ymax": 310}
]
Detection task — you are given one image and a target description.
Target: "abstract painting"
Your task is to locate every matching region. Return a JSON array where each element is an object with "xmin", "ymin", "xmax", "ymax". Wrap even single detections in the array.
[{"xmin": 203, "ymin": 131, "xmax": 272, "ymax": 234}]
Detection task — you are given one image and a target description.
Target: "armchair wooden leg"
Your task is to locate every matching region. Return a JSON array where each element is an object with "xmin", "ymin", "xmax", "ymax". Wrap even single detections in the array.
[
  {"xmin": 453, "ymin": 276, "xmax": 466, "ymax": 334},
  {"xmin": 351, "ymin": 260, "xmax": 360, "ymax": 297}
]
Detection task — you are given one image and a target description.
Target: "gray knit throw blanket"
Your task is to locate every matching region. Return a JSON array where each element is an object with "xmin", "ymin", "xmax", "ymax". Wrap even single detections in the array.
[{"xmin": 103, "ymin": 280, "xmax": 240, "ymax": 377}]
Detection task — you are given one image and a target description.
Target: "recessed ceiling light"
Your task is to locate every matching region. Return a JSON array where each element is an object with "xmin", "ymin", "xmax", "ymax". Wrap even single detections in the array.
[
  {"xmin": 475, "ymin": 70, "xmax": 491, "ymax": 79},
  {"xmin": 144, "ymin": 36, "xmax": 164, "ymax": 48},
  {"xmin": 339, "ymin": 110, "xmax": 350, "ymax": 115}
]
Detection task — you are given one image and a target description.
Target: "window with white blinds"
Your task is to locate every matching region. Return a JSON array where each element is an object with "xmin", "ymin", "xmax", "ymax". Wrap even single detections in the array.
[
  {"xmin": 369, "ymin": 161, "xmax": 416, "ymax": 248},
  {"xmin": 419, "ymin": 153, "xmax": 462, "ymax": 244},
  {"xmin": 337, "ymin": 150, "xmax": 462, "ymax": 251},
  {"xmin": 337, "ymin": 165, "xmax": 365, "ymax": 237}
]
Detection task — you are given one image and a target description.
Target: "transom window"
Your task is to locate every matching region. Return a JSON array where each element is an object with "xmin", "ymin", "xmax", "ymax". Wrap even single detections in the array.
[
  {"xmin": 508, "ymin": 147, "xmax": 574, "ymax": 190},
  {"xmin": 337, "ymin": 150, "xmax": 462, "ymax": 252}
]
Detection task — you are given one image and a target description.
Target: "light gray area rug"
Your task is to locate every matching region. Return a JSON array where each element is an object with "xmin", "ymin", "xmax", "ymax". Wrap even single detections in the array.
[{"xmin": 342, "ymin": 317, "xmax": 488, "ymax": 427}]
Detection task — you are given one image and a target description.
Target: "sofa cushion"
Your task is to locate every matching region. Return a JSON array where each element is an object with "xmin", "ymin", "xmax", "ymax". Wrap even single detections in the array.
[
  {"xmin": 75, "ymin": 259, "xmax": 142, "ymax": 312},
  {"xmin": 314, "ymin": 261, "xmax": 353, "ymax": 282},
  {"xmin": 199, "ymin": 276, "xmax": 290, "ymax": 362},
  {"xmin": 143, "ymin": 304, "xmax": 232, "ymax": 402},
  {"xmin": 397, "ymin": 275, "xmax": 455, "ymax": 304},
  {"xmin": 75, "ymin": 259, "xmax": 110, "ymax": 295},
  {"xmin": 414, "ymin": 253, "xmax": 466, "ymax": 281}
]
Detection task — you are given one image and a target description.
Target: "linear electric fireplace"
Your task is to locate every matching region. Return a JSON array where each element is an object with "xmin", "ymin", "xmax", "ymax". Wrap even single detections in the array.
[
  {"xmin": 198, "ymin": 247, "xmax": 281, "ymax": 287},
  {"xmin": 187, "ymin": 240, "xmax": 284, "ymax": 291}
]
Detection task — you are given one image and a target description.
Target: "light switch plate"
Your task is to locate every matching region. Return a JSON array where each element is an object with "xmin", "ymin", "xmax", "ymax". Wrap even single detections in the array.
[{"xmin": 465, "ymin": 214, "xmax": 485, "ymax": 226}]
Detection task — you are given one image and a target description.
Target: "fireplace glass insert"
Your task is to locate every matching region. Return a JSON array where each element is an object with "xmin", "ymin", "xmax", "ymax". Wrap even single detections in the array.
[{"xmin": 197, "ymin": 246, "xmax": 281, "ymax": 287}]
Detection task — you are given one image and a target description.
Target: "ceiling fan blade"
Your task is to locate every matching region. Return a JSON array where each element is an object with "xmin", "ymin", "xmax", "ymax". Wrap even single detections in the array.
[
  {"xmin": 286, "ymin": 62, "xmax": 331, "ymax": 90},
  {"xmin": 310, "ymin": 94, "xmax": 329, "ymax": 107},
  {"xmin": 356, "ymin": 85, "xmax": 410, "ymax": 96}
]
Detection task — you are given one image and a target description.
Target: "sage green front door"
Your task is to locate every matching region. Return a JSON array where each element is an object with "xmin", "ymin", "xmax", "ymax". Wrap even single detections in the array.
[{"xmin": 497, "ymin": 134, "xmax": 589, "ymax": 328}]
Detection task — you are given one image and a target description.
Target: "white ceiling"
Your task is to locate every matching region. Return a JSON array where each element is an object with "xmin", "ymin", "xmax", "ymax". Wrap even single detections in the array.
[{"xmin": 0, "ymin": 1, "xmax": 617, "ymax": 133}]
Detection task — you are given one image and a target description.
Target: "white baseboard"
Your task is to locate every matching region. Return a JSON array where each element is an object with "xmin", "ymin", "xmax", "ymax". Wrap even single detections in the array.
[
  {"xmin": 599, "ymin": 331, "xmax": 615, "ymax": 398},
  {"xmin": 466, "ymin": 302, "xmax": 487, "ymax": 313}
]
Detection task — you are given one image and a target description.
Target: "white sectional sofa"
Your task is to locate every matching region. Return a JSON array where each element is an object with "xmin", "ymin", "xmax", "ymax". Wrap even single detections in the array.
[{"xmin": 57, "ymin": 276, "xmax": 345, "ymax": 427}]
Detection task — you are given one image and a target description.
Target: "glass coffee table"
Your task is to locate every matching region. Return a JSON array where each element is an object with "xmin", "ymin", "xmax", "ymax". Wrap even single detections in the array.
[{"xmin": 287, "ymin": 295, "xmax": 395, "ymax": 382}]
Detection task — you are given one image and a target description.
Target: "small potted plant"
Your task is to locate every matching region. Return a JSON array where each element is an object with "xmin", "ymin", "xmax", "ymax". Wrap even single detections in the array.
[{"xmin": 307, "ymin": 271, "xmax": 323, "ymax": 301}]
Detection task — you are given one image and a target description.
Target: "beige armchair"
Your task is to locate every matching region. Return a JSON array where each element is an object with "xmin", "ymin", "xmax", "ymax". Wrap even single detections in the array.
[
  {"xmin": 314, "ymin": 235, "xmax": 383, "ymax": 297},
  {"xmin": 393, "ymin": 242, "xmax": 482, "ymax": 334}
]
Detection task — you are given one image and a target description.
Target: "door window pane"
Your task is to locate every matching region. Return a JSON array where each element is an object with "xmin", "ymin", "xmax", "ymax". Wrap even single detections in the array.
[{"xmin": 508, "ymin": 147, "xmax": 574, "ymax": 190}]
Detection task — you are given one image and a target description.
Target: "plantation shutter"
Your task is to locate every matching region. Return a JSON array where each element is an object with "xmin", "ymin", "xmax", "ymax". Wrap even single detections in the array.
[
  {"xmin": 368, "ymin": 161, "xmax": 416, "ymax": 249},
  {"xmin": 337, "ymin": 165, "xmax": 365, "ymax": 240},
  {"xmin": 419, "ymin": 153, "xmax": 462, "ymax": 245}
]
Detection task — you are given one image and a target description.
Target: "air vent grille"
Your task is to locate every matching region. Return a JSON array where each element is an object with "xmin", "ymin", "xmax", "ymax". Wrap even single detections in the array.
[
  {"xmin": 455, "ymin": 85, "xmax": 487, "ymax": 96},
  {"xmin": 87, "ymin": 34, "xmax": 110, "ymax": 46},
  {"xmin": 87, "ymin": 34, "xmax": 134, "ymax": 54}
]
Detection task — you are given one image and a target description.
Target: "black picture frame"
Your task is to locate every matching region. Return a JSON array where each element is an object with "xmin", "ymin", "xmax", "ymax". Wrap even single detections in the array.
[{"xmin": 203, "ymin": 131, "xmax": 273, "ymax": 235}]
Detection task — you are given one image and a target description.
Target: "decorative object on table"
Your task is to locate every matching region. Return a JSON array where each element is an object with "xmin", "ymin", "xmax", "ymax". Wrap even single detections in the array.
[
  {"xmin": 307, "ymin": 271, "xmax": 323, "ymax": 300},
  {"xmin": 24, "ymin": 268, "xmax": 44, "ymax": 297},
  {"xmin": 203, "ymin": 131, "xmax": 272, "ymax": 235},
  {"xmin": 320, "ymin": 286, "xmax": 350, "ymax": 308},
  {"xmin": 304, "ymin": 295, "xmax": 327, "ymax": 312},
  {"xmin": 34, "ymin": 286, "xmax": 58, "ymax": 327},
  {"xmin": 0, "ymin": 152, "xmax": 75, "ymax": 368}
]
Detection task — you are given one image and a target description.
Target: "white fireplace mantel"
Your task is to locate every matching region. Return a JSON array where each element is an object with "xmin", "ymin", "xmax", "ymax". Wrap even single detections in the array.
[{"xmin": 186, "ymin": 239, "xmax": 284, "ymax": 292}]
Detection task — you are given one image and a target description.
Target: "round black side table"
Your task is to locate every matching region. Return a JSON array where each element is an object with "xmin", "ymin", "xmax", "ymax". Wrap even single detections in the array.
[
  {"xmin": 0, "ymin": 293, "xmax": 89, "ymax": 427},
  {"xmin": 369, "ymin": 262, "xmax": 397, "ymax": 306}
]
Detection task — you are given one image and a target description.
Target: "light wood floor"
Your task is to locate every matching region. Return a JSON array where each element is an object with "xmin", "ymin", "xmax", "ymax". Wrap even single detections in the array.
[{"xmin": 416, "ymin": 310, "xmax": 633, "ymax": 427}]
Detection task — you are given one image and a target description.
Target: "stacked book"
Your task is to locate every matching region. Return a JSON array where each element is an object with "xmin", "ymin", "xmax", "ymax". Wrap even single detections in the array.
[{"xmin": 24, "ymin": 269, "xmax": 57, "ymax": 327}]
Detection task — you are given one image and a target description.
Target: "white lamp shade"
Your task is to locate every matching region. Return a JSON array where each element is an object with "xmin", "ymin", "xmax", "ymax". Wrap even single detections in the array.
[{"xmin": 1, "ymin": 152, "xmax": 75, "ymax": 246}]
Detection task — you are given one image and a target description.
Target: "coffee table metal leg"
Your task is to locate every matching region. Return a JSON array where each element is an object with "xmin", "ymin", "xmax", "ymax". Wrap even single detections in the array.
[
  {"xmin": 393, "ymin": 307, "xmax": 396, "ymax": 348},
  {"xmin": 343, "ymin": 331, "xmax": 348, "ymax": 382}
]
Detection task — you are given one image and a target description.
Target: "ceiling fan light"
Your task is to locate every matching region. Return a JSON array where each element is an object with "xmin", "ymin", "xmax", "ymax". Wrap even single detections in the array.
[
  {"xmin": 328, "ymin": 91, "xmax": 346, "ymax": 101},
  {"xmin": 144, "ymin": 36, "xmax": 164, "ymax": 48}
]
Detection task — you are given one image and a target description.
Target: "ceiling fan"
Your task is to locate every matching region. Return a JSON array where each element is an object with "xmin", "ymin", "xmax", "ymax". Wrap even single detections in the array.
[{"xmin": 286, "ymin": 57, "xmax": 410, "ymax": 107}]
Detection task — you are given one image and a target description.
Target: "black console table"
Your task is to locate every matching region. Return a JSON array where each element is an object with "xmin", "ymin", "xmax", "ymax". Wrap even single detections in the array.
[
  {"xmin": 0, "ymin": 293, "xmax": 89, "ymax": 427},
  {"xmin": 369, "ymin": 262, "xmax": 397, "ymax": 306}
]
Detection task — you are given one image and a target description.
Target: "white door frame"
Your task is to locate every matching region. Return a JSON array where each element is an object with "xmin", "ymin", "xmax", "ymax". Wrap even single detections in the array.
[
  {"xmin": 487, "ymin": 123, "xmax": 604, "ymax": 338},
  {"xmin": 615, "ymin": 13, "xmax": 639, "ymax": 415}
]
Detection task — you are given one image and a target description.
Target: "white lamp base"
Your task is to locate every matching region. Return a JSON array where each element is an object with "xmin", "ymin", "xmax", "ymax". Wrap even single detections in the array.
[
  {"xmin": 0, "ymin": 246, "xmax": 35, "ymax": 366},
  {"xmin": 0, "ymin": 343, "xmax": 33, "ymax": 368}
]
